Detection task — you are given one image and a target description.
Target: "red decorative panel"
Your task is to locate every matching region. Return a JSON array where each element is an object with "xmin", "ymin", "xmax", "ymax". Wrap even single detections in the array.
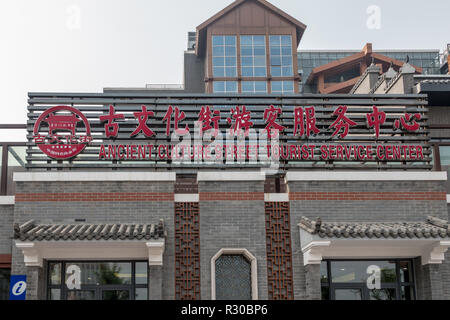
[
  {"xmin": 289, "ymin": 192, "xmax": 446, "ymax": 201},
  {"xmin": 265, "ymin": 202, "xmax": 294, "ymax": 300},
  {"xmin": 175, "ymin": 202, "xmax": 201, "ymax": 300}
]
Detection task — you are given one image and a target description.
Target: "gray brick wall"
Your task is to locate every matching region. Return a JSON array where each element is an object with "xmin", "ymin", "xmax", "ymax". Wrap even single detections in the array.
[
  {"xmin": 199, "ymin": 181, "xmax": 268, "ymax": 300},
  {"xmin": 0, "ymin": 204, "xmax": 13, "ymax": 254},
  {"xmin": 12, "ymin": 181, "xmax": 175, "ymax": 300},
  {"xmin": 288, "ymin": 180, "xmax": 449, "ymax": 300},
  {"xmin": 6, "ymin": 178, "xmax": 450, "ymax": 300}
]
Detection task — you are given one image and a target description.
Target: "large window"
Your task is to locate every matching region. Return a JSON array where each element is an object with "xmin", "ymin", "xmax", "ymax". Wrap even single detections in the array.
[
  {"xmin": 271, "ymin": 81, "xmax": 294, "ymax": 94},
  {"xmin": 269, "ymin": 35, "xmax": 293, "ymax": 77},
  {"xmin": 321, "ymin": 260, "xmax": 415, "ymax": 300},
  {"xmin": 47, "ymin": 261, "xmax": 148, "ymax": 300},
  {"xmin": 242, "ymin": 81, "xmax": 267, "ymax": 93},
  {"xmin": 240, "ymin": 35, "xmax": 266, "ymax": 77},
  {"xmin": 213, "ymin": 81, "xmax": 238, "ymax": 93},
  {"xmin": 212, "ymin": 36, "xmax": 237, "ymax": 78}
]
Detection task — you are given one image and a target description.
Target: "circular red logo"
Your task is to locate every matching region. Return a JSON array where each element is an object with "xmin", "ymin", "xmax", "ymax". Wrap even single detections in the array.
[{"xmin": 33, "ymin": 106, "xmax": 92, "ymax": 160}]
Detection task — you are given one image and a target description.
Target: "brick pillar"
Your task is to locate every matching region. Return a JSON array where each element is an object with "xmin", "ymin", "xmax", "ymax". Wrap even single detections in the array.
[
  {"xmin": 148, "ymin": 265, "xmax": 163, "ymax": 300},
  {"xmin": 26, "ymin": 266, "xmax": 45, "ymax": 300},
  {"xmin": 304, "ymin": 264, "xmax": 321, "ymax": 300},
  {"xmin": 420, "ymin": 264, "xmax": 445, "ymax": 300}
]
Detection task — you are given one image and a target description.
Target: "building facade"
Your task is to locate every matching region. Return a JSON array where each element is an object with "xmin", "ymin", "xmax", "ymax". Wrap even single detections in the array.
[{"xmin": 1, "ymin": 0, "xmax": 450, "ymax": 301}]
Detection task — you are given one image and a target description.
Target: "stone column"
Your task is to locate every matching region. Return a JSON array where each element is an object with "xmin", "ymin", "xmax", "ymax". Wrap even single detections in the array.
[
  {"xmin": 304, "ymin": 264, "xmax": 321, "ymax": 300},
  {"xmin": 26, "ymin": 265, "xmax": 45, "ymax": 300},
  {"xmin": 148, "ymin": 265, "xmax": 163, "ymax": 300},
  {"xmin": 419, "ymin": 263, "xmax": 445, "ymax": 300}
]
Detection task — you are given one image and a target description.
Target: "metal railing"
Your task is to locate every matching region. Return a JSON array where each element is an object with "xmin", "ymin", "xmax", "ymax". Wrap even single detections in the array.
[{"xmin": 0, "ymin": 125, "xmax": 27, "ymax": 196}]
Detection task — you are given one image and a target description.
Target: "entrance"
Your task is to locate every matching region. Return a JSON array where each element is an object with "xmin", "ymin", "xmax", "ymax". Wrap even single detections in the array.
[
  {"xmin": 47, "ymin": 261, "xmax": 148, "ymax": 300},
  {"xmin": 320, "ymin": 260, "xmax": 415, "ymax": 300}
]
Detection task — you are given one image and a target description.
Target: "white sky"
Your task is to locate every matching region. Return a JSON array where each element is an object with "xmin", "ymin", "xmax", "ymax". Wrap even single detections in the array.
[{"xmin": 1, "ymin": 0, "xmax": 449, "ymax": 141}]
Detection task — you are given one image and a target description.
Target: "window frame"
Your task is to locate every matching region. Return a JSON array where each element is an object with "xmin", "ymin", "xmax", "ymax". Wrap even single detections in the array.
[
  {"xmin": 320, "ymin": 259, "xmax": 416, "ymax": 300},
  {"xmin": 240, "ymin": 35, "xmax": 267, "ymax": 78},
  {"xmin": 212, "ymin": 35, "xmax": 237, "ymax": 78},
  {"xmin": 210, "ymin": 248, "xmax": 258, "ymax": 300},
  {"xmin": 269, "ymin": 35, "xmax": 294, "ymax": 77}
]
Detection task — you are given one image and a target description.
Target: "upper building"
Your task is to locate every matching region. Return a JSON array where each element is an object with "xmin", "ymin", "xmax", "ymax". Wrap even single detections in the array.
[
  {"xmin": 107, "ymin": 0, "xmax": 443, "ymax": 96},
  {"xmin": 300, "ymin": 44, "xmax": 441, "ymax": 94},
  {"xmin": 108, "ymin": 0, "xmax": 307, "ymax": 95}
]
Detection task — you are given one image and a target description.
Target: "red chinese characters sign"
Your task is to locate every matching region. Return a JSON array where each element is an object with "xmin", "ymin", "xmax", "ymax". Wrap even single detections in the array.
[{"xmin": 33, "ymin": 104, "xmax": 426, "ymax": 163}]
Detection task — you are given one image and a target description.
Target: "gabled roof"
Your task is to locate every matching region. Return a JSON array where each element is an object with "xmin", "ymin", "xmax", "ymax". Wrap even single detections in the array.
[
  {"xmin": 307, "ymin": 43, "xmax": 423, "ymax": 86},
  {"xmin": 195, "ymin": 0, "xmax": 307, "ymax": 56}
]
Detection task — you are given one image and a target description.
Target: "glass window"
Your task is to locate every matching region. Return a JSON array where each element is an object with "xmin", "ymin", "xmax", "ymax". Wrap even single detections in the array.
[
  {"xmin": 212, "ymin": 35, "xmax": 237, "ymax": 78},
  {"xmin": 64, "ymin": 262, "xmax": 132, "ymax": 285},
  {"xmin": 7, "ymin": 146, "xmax": 27, "ymax": 195},
  {"xmin": 215, "ymin": 255, "xmax": 252, "ymax": 300},
  {"xmin": 213, "ymin": 81, "xmax": 238, "ymax": 93},
  {"xmin": 47, "ymin": 261, "xmax": 148, "ymax": 300},
  {"xmin": 49, "ymin": 263, "xmax": 62, "ymax": 285},
  {"xmin": 369, "ymin": 288, "xmax": 396, "ymax": 300},
  {"xmin": 135, "ymin": 262, "xmax": 148, "ymax": 285},
  {"xmin": 240, "ymin": 35, "xmax": 266, "ymax": 77},
  {"xmin": 242, "ymin": 81, "xmax": 267, "ymax": 94},
  {"xmin": 49, "ymin": 288, "xmax": 61, "ymax": 300},
  {"xmin": 271, "ymin": 81, "xmax": 294, "ymax": 94},
  {"xmin": 440, "ymin": 146, "xmax": 450, "ymax": 166},
  {"xmin": 321, "ymin": 260, "xmax": 415, "ymax": 301},
  {"xmin": 330, "ymin": 261, "xmax": 396, "ymax": 283},
  {"xmin": 269, "ymin": 35, "xmax": 293, "ymax": 77},
  {"xmin": 135, "ymin": 288, "xmax": 148, "ymax": 300},
  {"xmin": 335, "ymin": 289, "xmax": 362, "ymax": 300},
  {"xmin": 67, "ymin": 290, "xmax": 96, "ymax": 300}
]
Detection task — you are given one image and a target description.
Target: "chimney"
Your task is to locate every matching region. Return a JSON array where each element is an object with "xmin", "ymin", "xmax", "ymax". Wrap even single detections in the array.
[{"xmin": 362, "ymin": 43, "xmax": 373, "ymax": 55}]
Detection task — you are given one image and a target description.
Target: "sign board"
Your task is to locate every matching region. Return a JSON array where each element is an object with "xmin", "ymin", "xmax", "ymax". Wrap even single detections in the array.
[
  {"xmin": 27, "ymin": 93, "xmax": 431, "ymax": 171},
  {"xmin": 9, "ymin": 275, "xmax": 27, "ymax": 300}
]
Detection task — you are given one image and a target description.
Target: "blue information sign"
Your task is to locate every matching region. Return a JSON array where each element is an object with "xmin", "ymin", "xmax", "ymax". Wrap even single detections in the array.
[{"xmin": 9, "ymin": 275, "xmax": 27, "ymax": 300}]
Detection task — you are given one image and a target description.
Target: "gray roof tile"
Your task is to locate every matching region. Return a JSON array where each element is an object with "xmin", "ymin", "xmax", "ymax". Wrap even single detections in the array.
[
  {"xmin": 14, "ymin": 220, "xmax": 166, "ymax": 242},
  {"xmin": 299, "ymin": 216, "xmax": 450, "ymax": 239}
]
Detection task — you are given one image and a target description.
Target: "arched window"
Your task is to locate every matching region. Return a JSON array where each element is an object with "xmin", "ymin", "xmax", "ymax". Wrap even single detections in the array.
[{"xmin": 211, "ymin": 249, "xmax": 258, "ymax": 300}]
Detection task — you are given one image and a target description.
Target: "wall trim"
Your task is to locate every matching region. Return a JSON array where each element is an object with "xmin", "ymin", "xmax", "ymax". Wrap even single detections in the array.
[
  {"xmin": 15, "ymin": 240, "xmax": 165, "ymax": 267},
  {"xmin": 197, "ymin": 171, "xmax": 265, "ymax": 182},
  {"xmin": 286, "ymin": 171, "xmax": 447, "ymax": 182},
  {"xmin": 211, "ymin": 248, "xmax": 258, "ymax": 300},
  {"xmin": 300, "ymin": 237, "xmax": 450, "ymax": 266},
  {"xmin": 265, "ymin": 193, "xmax": 289, "ymax": 202},
  {"xmin": 174, "ymin": 194, "xmax": 199, "ymax": 203},
  {"xmin": 13, "ymin": 172, "xmax": 176, "ymax": 182},
  {"xmin": 0, "ymin": 196, "xmax": 14, "ymax": 205}
]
